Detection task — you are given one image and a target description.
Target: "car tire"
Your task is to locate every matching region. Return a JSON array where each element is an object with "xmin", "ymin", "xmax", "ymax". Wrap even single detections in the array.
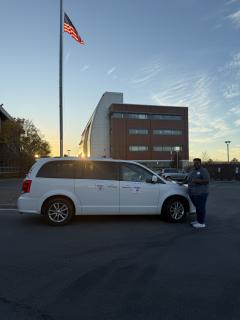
[
  {"xmin": 162, "ymin": 197, "xmax": 187, "ymax": 223},
  {"xmin": 43, "ymin": 197, "xmax": 74, "ymax": 226}
]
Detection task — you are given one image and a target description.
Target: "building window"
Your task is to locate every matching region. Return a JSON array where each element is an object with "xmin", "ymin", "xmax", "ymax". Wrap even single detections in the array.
[
  {"xmin": 151, "ymin": 114, "xmax": 182, "ymax": 121},
  {"xmin": 153, "ymin": 129, "xmax": 183, "ymax": 135},
  {"xmin": 153, "ymin": 146, "xmax": 172, "ymax": 152},
  {"xmin": 153, "ymin": 145, "xmax": 182, "ymax": 152},
  {"xmin": 111, "ymin": 113, "xmax": 182, "ymax": 121},
  {"xmin": 111, "ymin": 112, "xmax": 123, "ymax": 118},
  {"xmin": 129, "ymin": 129, "xmax": 148, "ymax": 135},
  {"xmin": 129, "ymin": 145, "xmax": 149, "ymax": 152},
  {"xmin": 128, "ymin": 113, "xmax": 148, "ymax": 119}
]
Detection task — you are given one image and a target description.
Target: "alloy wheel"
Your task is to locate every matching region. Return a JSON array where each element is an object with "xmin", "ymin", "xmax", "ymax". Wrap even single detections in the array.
[
  {"xmin": 48, "ymin": 202, "xmax": 69, "ymax": 223},
  {"xmin": 169, "ymin": 201, "xmax": 185, "ymax": 220}
]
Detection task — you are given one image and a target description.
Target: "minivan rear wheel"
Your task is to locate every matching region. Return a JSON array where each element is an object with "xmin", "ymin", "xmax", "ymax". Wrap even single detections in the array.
[
  {"xmin": 162, "ymin": 197, "xmax": 187, "ymax": 222},
  {"xmin": 43, "ymin": 197, "xmax": 74, "ymax": 226}
]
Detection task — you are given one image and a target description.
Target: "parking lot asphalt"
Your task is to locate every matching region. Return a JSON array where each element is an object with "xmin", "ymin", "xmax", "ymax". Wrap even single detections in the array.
[{"xmin": 0, "ymin": 181, "xmax": 240, "ymax": 319}]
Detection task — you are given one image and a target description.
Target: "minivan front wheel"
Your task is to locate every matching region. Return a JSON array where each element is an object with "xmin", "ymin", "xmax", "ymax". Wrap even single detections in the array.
[
  {"xmin": 162, "ymin": 197, "xmax": 187, "ymax": 222},
  {"xmin": 43, "ymin": 197, "xmax": 74, "ymax": 226}
]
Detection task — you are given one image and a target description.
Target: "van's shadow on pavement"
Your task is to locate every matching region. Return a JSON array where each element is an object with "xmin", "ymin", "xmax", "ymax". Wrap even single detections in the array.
[{"xmin": 19, "ymin": 213, "xmax": 196, "ymax": 228}]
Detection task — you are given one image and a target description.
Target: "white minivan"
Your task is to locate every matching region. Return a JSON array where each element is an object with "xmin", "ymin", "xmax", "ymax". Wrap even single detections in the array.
[{"xmin": 18, "ymin": 158, "xmax": 195, "ymax": 226}]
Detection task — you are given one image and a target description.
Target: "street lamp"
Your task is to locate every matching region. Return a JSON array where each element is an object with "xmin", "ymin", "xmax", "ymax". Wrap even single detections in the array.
[
  {"xmin": 225, "ymin": 141, "xmax": 231, "ymax": 163},
  {"xmin": 174, "ymin": 146, "xmax": 181, "ymax": 170}
]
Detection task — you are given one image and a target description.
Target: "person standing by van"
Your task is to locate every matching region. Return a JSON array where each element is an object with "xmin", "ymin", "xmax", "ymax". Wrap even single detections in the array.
[{"xmin": 187, "ymin": 158, "xmax": 210, "ymax": 229}]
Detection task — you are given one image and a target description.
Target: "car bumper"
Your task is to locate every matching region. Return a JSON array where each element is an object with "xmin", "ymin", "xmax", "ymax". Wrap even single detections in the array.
[{"xmin": 17, "ymin": 195, "xmax": 40, "ymax": 214}]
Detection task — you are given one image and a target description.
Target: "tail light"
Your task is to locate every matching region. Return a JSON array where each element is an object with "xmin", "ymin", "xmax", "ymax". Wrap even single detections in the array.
[{"xmin": 22, "ymin": 179, "xmax": 32, "ymax": 193}]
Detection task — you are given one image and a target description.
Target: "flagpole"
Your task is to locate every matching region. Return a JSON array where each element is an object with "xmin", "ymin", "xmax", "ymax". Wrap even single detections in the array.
[{"xmin": 59, "ymin": 0, "xmax": 63, "ymax": 157}]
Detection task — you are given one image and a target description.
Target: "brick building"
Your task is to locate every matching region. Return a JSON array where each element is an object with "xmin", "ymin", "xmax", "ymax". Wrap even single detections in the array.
[{"xmin": 79, "ymin": 92, "xmax": 189, "ymax": 167}]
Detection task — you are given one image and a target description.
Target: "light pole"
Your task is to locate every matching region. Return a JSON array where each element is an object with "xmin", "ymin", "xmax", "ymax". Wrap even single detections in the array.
[
  {"xmin": 170, "ymin": 151, "xmax": 173, "ymax": 167},
  {"xmin": 225, "ymin": 141, "xmax": 231, "ymax": 163},
  {"xmin": 174, "ymin": 146, "xmax": 181, "ymax": 170}
]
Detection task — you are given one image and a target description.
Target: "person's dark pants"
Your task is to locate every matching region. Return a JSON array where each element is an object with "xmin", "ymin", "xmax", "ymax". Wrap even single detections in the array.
[{"xmin": 190, "ymin": 193, "xmax": 208, "ymax": 224}]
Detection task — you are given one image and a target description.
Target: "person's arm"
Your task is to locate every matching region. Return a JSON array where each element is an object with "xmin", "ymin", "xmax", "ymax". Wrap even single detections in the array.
[
  {"xmin": 191, "ymin": 178, "xmax": 209, "ymax": 185},
  {"xmin": 192, "ymin": 169, "xmax": 210, "ymax": 185},
  {"xmin": 178, "ymin": 171, "xmax": 191, "ymax": 185},
  {"xmin": 180, "ymin": 176, "xmax": 189, "ymax": 184}
]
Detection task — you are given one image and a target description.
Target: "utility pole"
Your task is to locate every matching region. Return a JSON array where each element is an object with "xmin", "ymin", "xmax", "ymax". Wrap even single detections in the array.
[
  {"xmin": 174, "ymin": 146, "xmax": 180, "ymax": 170},
  {"xmin": 59, "ymin": 0, "xmax": 63, "ymax": 157},
  {"xmin": 225, "ymin": 141, "xmax": 231, "ymax": 163}
]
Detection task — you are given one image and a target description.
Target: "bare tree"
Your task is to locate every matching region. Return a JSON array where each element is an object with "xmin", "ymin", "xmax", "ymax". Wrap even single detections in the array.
[{"xmin": 201, "ymin": 151, "xmax": 210, "ymax": 163}]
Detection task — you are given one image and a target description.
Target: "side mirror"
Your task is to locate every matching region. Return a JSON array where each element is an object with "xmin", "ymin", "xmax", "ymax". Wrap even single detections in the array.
[
  {"xmin": 152, "ymin": 175, "xmax": 158, "ymax": 183},
  {"xmin": 146, "ymin": 175, "xmax": 159, "ymax": 183}
]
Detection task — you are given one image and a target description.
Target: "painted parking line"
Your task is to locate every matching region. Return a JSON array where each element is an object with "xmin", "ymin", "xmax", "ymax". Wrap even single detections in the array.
[{"xmin": 0, "ymin": 208, "xmax": 18, "ymax": 211}]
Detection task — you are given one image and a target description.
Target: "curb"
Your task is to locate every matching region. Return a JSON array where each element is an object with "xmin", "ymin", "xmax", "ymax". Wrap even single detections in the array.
[{"xmin": 0, "ymin": 204, "xmax": 17, "ymax": 209}]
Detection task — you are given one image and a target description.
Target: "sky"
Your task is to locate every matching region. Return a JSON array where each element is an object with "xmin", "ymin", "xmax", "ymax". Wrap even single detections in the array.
[{"xmin": 0, "ymin": 0, "xmax": 240, "ymax": 161}]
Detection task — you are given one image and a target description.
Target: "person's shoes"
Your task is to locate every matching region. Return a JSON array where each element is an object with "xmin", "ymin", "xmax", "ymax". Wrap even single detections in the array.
[
  {"xmin": 192, "ymin": 222, "xmax": 206, "ymax": 229},
  {"xmin": 190, "ymin": 220, "xmax": 198, "ymax": 225}
]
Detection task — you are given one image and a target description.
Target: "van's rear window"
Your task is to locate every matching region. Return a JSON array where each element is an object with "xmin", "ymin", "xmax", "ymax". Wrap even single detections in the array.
[{"xmin": 36, "ymin": 161, "xmax": 74, "ymax": 178}]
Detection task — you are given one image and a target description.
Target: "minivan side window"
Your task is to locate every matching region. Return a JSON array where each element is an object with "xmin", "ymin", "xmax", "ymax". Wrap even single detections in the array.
[
  {"xmin": 120, "ymin": 163, "xmax": 153, "ymax": 182},
  {"xmin": 75, "ymin": 161, "xmax": 118, "ymax": 180},
  {"xmin": 36, "ymin": 161, "xmax": 74, "ymax": 178}
]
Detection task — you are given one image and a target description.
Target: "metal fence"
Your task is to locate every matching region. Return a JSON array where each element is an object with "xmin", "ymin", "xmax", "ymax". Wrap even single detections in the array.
[
  {"xmin": 203, "ymin": 163, "xmax": 240, "ymax": 181},
  {"xmin": 0, "ymin": 159, "xmax": 20, "ymax": 176}
]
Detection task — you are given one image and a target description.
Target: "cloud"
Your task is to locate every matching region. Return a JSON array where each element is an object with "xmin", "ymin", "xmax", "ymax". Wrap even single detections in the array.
[
  {"xmin": 107, "ymin": 67, "xmax": 116, "ymax": 75},
  {"xmin": 228, "ymin": 53, "xmax": 240, "ymax": 68},
  {"xmin": 229, "ymin": 106, "xmax": 240, "ymax": 114},
  {"xmin": 81, "ymin": 65, "xmax": 90, "ymax": 71},
  {"xmin": 211, "ymin": 118, "xmax": 229, "ymax": 132},
  {"xmin": 226, "ymin": 0, "xmax": 240, "ymax": 5},
  {"xmin": 190, "ymin": 127, "xmax": 214, "ymax": 133},
  {"xmin": 131, "ymin": 60, "xmax": 163, "ymax": 87},
  {"xmin": 152, "ymin": 75, "xmax": 196, "ymax": 105},
  {"xmin": 228, "ymin": 10, "xmax": 240, "ymax": 27},
  {"xmin": 190, "ymin": 118, "xmax": 231, "ymax": 144},
  {"xmin": 234, "ymin": 118, "xmax": 240, "ymax": 126},
  {"xmin": 151, "ymin": 71, "xmax": 240, "ymax": 148},
  {"xmin": 152, "ymin": 73, "xmax": 214, "ymax": 127},
  {"xmin": 190, "ymin": 136, "xmax": 214, "ymax": 144},
  {"xmin": 220, "ymin": 52, "xmax": 240, "ymax": 74},
  {"xmin": 220, "ymin": 53, "xmax": 240, "ymax": 99},
  {"xmin": 223, "ymin": 84, "xmax": 240, "ymax": 98},
  {"xmin": 135, "ymin": 58, "xmax": 240, "ymax": 157}
]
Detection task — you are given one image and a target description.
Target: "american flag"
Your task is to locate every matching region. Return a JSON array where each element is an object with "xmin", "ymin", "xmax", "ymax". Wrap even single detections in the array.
[{"xmin": 64, "ymin": 13, "xmax": 84, "ymax": 45}]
